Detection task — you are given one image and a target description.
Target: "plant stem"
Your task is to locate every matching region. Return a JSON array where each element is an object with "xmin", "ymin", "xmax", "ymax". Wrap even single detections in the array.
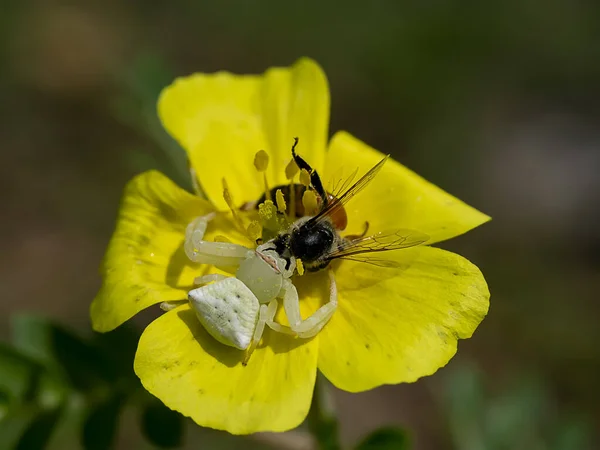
[{"xmin": 307, "ymin": 373, "xmax": 341, "ymax": 450}]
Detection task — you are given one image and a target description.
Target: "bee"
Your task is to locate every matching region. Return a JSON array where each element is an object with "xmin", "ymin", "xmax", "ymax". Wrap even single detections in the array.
[{"xmin": 258, "ymin": 138, "xmax": 430, "ymax": 272}]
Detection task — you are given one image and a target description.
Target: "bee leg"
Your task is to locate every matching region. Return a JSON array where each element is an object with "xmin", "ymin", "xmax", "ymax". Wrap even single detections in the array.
[
  {"xmin": 282, "ymin": 271, "xmax": 338, "ymax": 339},
  {"xmin": 291, "ymin": 137, "xmax": 328, "ymax": 205},
  {"xmin": 344, "ymin": 221, "xmax": 370, "ymax": 240}
]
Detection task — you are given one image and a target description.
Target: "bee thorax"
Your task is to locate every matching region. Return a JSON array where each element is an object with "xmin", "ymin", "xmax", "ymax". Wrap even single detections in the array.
[{"xmin": 290, "ymin": 223, "xmax": 335, "ymax": 262}]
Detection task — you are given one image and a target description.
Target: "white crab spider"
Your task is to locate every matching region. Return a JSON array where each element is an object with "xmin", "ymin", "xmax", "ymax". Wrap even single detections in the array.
[{"xmin": 182, "ymin": 214, "xmax": 337, "ymax": 363}]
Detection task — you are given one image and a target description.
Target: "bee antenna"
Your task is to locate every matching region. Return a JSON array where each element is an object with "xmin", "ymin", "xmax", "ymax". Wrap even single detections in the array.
[{"xmin": 291, "ymin": 137, "xmax": 299, "ymax": 156}]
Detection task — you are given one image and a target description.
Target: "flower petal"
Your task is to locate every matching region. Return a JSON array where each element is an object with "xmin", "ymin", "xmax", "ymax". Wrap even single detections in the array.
[
  {"xmin": 134, "ymin": 304, "xmax": 319, "ymax": 434},
  {"xmin": 158, "ymin": 58, "xmax": 330, "ymax": 209},
  {"xmin": 91, "ymin": 171, "xmax": 229, "ymax": 332},
  {"xmin": 323, "ymin": 132, "xmax": 490, "ymax": 244},
  {"xmin": 316, "ymin": 247, "xmax": 489, "ymax": 392}
]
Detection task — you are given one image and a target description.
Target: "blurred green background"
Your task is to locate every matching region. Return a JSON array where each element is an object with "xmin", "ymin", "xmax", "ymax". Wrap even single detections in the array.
[{"xmin": 1, "ymin": 0, "xmax": 598, "ymax": 449}]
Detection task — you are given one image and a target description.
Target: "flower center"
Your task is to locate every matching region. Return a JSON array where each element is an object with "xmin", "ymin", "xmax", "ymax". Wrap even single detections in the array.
[{"xmin": 220, "ymin": 147, "xmax": 322, "ymax": 247}]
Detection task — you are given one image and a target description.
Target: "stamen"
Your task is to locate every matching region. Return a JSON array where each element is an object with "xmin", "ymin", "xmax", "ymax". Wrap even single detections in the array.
[
  {"xmin": 285, "ymin": 158, "xmax": 299, "ymax": 180},
  {"xmin": 222, "ymin": 178, "xmax": 246, "ymax": 232},
  {"xmin": 254, "ymin": 149, "xmax": 269, "ymax": 171},
  {"xmin": 190, "ymin": 168, "xmax": 206, "ymax": 198},
  {"xmin": 302, "ymin": 190, "xmax": 319, "ymax": 215},
  {"xmin": 258, "ymin": 200, "xmax": 279, "ymax": 232},
  {"xmin": 296, "ymin": 259, "xmax": 305, "ymax": 276},
  {"xmin": 246, "ymin": 220, "xmax": 263, "ymax": 243},
  {"xmin": 254, "ymin": 150, "xmax": 271, "ymax": 201},
  {"xmin": 275, "ymin": 189, "xmax": 286, "ymax": 214},
  {"xmin": 258, "ymin": 200, "xmax": 275, "ymax": 221},
  {"xmin": 285, "ymin": 158, "xmax": 299, "ymax": 219},
  {"xmin": 299, "ymin": 168, "xmax": 311, "ymax": 187}
]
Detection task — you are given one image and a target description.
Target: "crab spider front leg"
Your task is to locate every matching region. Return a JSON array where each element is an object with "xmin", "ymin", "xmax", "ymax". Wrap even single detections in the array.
[
  {"xmin": 184, "ymin": 214, "xmax": 251, "ymax": 267},
  {"xmin": 278, "ymin": 270, "xmax": 338, "ymax": 339}
]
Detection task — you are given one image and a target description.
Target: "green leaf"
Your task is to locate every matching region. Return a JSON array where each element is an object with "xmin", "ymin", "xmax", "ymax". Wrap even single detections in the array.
[
  {"xmin": 91, "ymin": 324, "xmax": 140, "ymax": 381},
  {"xmin": 439, "ymin": 363, "xmax": 487, "ymax": 450},
  {"xmin": 0, "ymin": 405, "xmax": 40, "ymax": 449},
  {"xmin": 0, "ymin": 344, "xmax": 38, "ymax": 403},
  {"xmin": 0, "ymin": 390, "xmax": 9, "ymax": 419},
  {"xmin": 551, "ymin": 417, "xmax": 592, "ymax": 450},
  {"xmin": 10, "ymin": 315, "xmax": 111, "ymax": 391},
  {"xmin": 141, "ymin": 399, "xmax": 184, "ymax": 448},
  {"xmin": 484, "ymin": 376, "xmax": 547, "ymax": 448},
  {"xmin": 112, "ymin": 52, "xmax": 194, "ymax": 193},
  {"xmin": 15, "ymin": 406, "xmax": 64, "ymax": 450},
  {"xmin": 82, "ymin": 393, "xmax": 126, "ymax": 450},
  {"xmin": 44, "ymin": 396, "xmax": 88, "ymax": 450},
  {"xmin": 1, "ymin": 316, "xmax": 143, "ymax": 450},
  {"xmin": 355, "ymin": 427, "xmax": 411, "ymax": 450}
]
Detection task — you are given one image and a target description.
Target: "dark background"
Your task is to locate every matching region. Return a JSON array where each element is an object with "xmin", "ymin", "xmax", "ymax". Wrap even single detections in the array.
[{"xmin": 1, "ymin": 1, "xmax": 599, "ymax": 448}]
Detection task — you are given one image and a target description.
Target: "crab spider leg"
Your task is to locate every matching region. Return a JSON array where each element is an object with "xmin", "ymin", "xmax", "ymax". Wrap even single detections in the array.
[
  {"xmin": 281, "ymin": 270, "xmax": 338, "ymax": 339},
  {"xmin": 194, "ymin": 273, "xmax": 228, "ymax": 285},
  {"xmin": 265, "ymin": 298, "xmax": 297, "ymax": 335},
  {"xmin": 184, "ymin": 214, "xmax": 251, "ymax": 266},
  {"xmin": 243, "ymin": 299, "xmax": 279, "ymax": 366},
  {"xmin": 159, "ymin": 300, "xmax": 188, "ymax": 311},
  {"xmin": 266, "ymin": 318, "xmax": 295, "ymax": 336},
  {"xmin": 162, "ymin": 275, "xmax": 229, "ymax": 312}
]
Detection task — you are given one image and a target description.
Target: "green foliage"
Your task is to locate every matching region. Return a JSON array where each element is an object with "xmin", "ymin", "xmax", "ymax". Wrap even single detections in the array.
[
  {"xmin": 307, "ymin": 375, "xmax": 341, "ymax": 450},
  {"xmin": 355, "ymin": 427, "xmax": 410, "ymax": 450},
  {"xmin": 2, "ymin": 314, "xmax": 409, "ymax": 450},
  {"xmin": 438, "ymin": 363, "xmax": 594, "ymax": 450},
  {"xmin": 0, "ymin": 314, "xmax": 186, "ymax": 450},
  {"xmin": 141, "ymin": 398, "xmax": 184, "ymax": 448},
  {"xmin": 111, "ymin": 53, "xmax": 195, "ymax": 194}
]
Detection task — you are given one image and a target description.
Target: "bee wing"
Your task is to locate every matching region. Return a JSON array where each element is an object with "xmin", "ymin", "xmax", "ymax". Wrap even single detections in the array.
[
  {"xmin": 337, "ymin": 256, "xmax": 405, "ymax": 268},
  {"xmin": 308, "ymin": 155, "xmax": 389, "ymax": 226},
  {"xmin": 327, "ymin": 166, "xmax": 360, "ymax": 198},
  {"xmin": 325, "ymin": 229, "xmax": 430, "ymax": 260}
]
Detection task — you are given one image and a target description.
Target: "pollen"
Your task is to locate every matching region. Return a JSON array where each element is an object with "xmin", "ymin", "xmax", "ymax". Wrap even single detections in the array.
[
  {"xmin": 254, "ymin": 150, "xmax": 269, "ymax": 172},
  {"xmin": 258, "ymin": 200, "xmax": 279, "ymax": 232},
  {"xmin": 254, "ymin": 150, "xmax": 271, "ymax": 201},
  {"xmin": 285, "ymin": 158, "xmax": 299, "ymax": 180},
  {"xmin": 246, "ymin": 221, "xmax": 263, "ymax": 242},
  {"xmin": 285, "ymin": 159, "xmax": 299, "ymax": 218},
  {"xmin": 258, "ymin": 200, "xmax": 275, "ymax": 221},
  {"xmin": 299, "ymin": 169, "xmax": 311, "ymax": 187},
  {"xmin": 302, "ymin": 190, "xmax": 319, "ymax": 215},
  {"xmin": 275, "ymin": 189, "xmax": 287, "ymax": 214},
  {"xmin": 296, "ymin": 259, "xmax": 305, "ymax": 276},
  {"xmin": 222, "ymin": 178, "xmax": 246, "ymax": 233}
]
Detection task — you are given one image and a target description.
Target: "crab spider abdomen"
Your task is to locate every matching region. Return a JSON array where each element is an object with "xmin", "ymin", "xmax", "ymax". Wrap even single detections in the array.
[{"xmin": 188, "ymin": 278, "xmax": 259, "ymax": 350}]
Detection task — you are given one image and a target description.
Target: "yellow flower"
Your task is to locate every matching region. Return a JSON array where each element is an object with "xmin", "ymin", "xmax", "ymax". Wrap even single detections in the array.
[{"xmin": 90, "ymin": 58, "xmax": 490, "ymax": 434}]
